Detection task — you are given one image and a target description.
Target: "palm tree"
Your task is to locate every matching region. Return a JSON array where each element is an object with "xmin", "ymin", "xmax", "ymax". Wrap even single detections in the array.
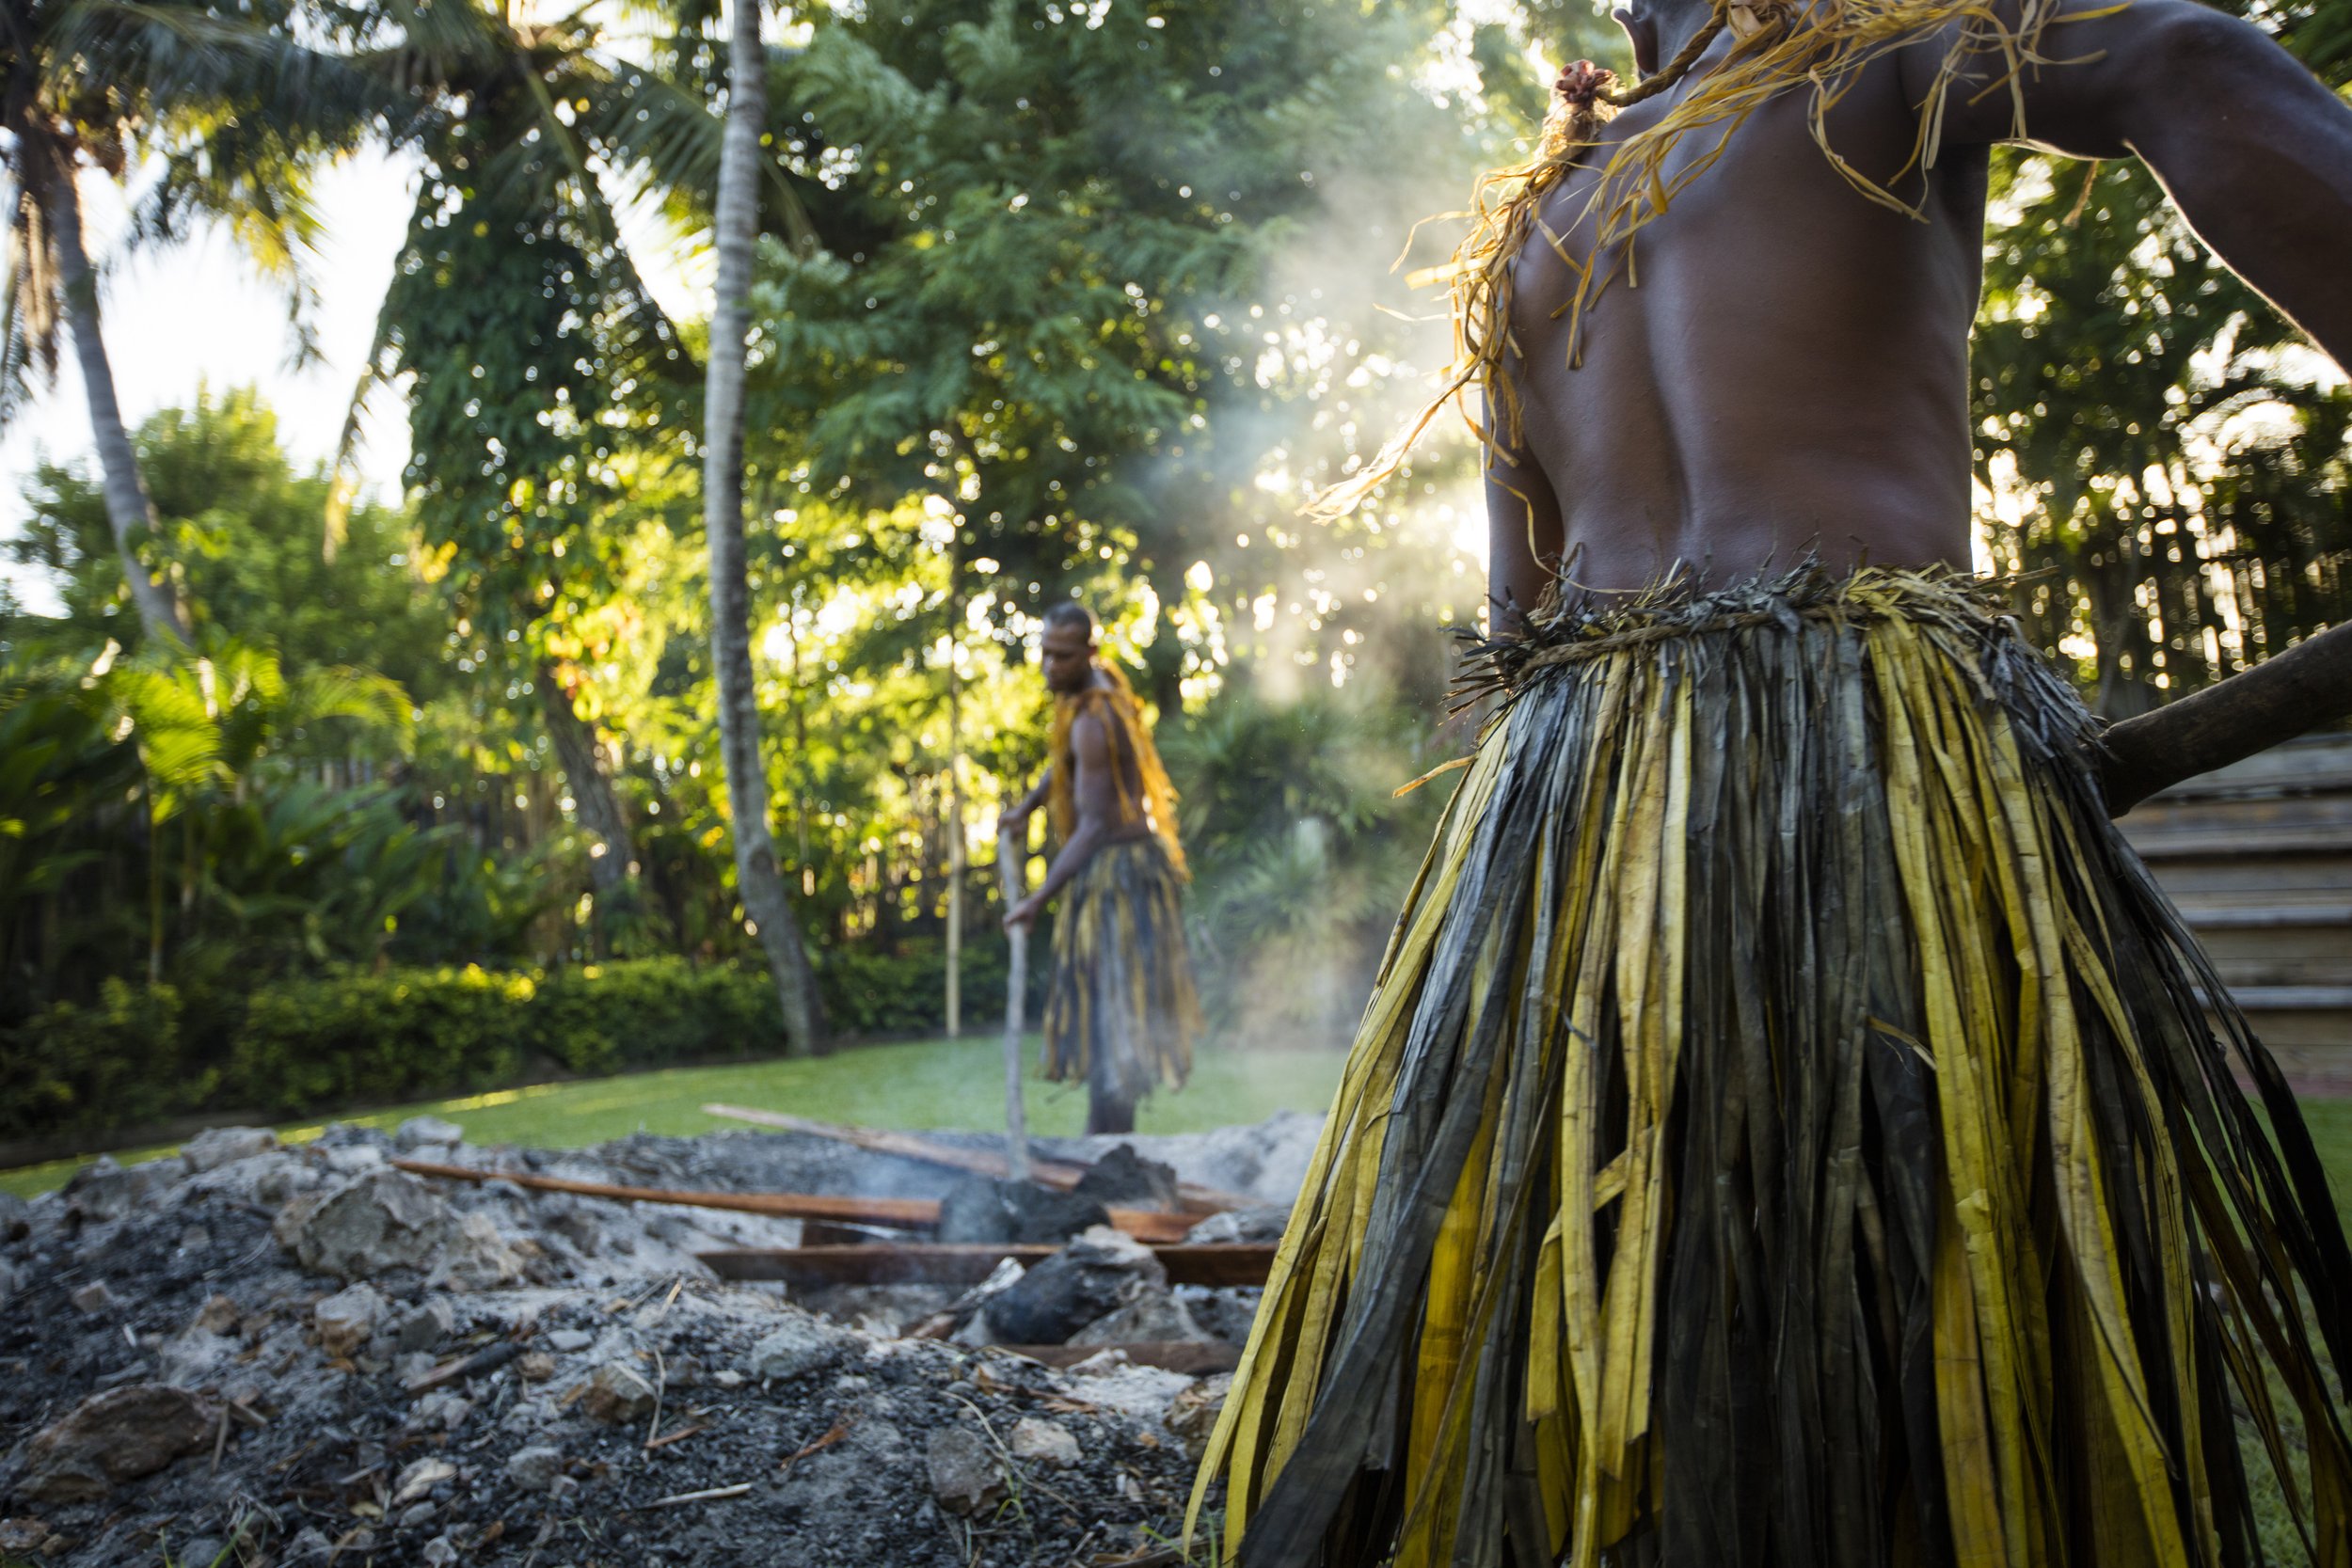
[
  {"xmin": 331, "ymin": 0, "xmax": 719, "ymax": 936},
  {"xmin": 1, "ymin": 0, "xmax": 373, "ymax": 645},
  {"xmin": 704, "ymin": 0, "xmax": 825, "ymax": 1053}
]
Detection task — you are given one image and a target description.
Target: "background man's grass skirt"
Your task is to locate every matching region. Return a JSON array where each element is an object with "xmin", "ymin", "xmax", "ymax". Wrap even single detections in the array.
[
  {"xmin": 1190, "ymin": 566, "xmax": 2352, "ymax": 1568},
  {"xmin": 1042, "ymin": 837, "xmax": 1199, "ymax": 1125}
]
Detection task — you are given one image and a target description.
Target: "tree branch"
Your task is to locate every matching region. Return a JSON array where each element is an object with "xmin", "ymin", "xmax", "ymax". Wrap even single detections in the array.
[{"xmin": 2098, "ymin": 619, "xmax": 2352, "ymax": 815}]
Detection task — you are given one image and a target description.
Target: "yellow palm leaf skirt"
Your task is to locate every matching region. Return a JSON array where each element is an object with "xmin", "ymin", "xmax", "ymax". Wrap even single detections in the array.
[
  {"xmin": 1191, "ymin": 565, "xmax": 2351, "ymax": 1568},
  {"xmin": 1042, "ymin": 837, "xmax": 1200, "ymax": 1108}
]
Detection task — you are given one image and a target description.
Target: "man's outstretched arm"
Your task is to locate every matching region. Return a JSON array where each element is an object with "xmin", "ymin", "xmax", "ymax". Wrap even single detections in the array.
[{"xmin": 1925, "ymin": 0, "xmax": 2352, "ymax": 372}]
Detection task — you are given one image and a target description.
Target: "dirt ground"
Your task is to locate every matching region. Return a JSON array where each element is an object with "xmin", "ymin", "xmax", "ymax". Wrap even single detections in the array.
[{"xmin": 0, "ymin": 1115, "xmax": 1321, "ymax": 1566}]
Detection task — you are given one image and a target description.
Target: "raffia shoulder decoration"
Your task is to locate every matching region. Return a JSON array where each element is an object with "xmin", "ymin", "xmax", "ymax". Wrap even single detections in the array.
[
  {"xmin": 1047, "ymin": 661, "xmax": 1190, "ymax": 881},
  {"xmin": 1311, "ymin": 0, "xmax": 2090, "ymax": 521}
]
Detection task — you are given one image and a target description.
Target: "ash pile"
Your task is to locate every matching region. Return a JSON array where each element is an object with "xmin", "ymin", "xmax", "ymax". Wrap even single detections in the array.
[{"xmin": 0, "ymin": 1112, "xmax": 1319, "ymax": 1567}]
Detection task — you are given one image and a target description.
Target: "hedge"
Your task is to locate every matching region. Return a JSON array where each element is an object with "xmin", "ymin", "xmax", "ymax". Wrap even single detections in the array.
[{"xmin": 1, "ymin": 941, "xmax": 1036, "ymax": 1144}]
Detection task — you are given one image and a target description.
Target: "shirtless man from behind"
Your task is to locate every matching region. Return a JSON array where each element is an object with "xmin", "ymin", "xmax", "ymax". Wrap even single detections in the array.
[
  {"xmin": 1192, "ymin": 5, "xmax": 2352, "ymax": 1563},
  {"xmin": 1488, "ymin": 0, "xmax": 2352, "ymax": 609}
]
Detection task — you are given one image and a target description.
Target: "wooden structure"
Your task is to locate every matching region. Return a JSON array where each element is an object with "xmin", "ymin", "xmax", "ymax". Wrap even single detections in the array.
[{"xmin": 2117, "ymin": 730, "xmax": 2352, "ymax": 1094}]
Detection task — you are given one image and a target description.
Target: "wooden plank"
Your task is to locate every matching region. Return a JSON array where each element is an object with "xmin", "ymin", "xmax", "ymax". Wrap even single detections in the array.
[
  {"xmin": 695, "ymin": 1243, "xmax": 1276, "ymax": 1289},
  {"xmin": 389, "ymin": 1160, "xmax": 1199, "ymax": 1244},
  {"xmin": 699, "ymin": 1103, "xmax": 1256, "ymax": 1215},
  {"xmin": 2124, "ymin": 827, "xmax": 2352, "ymax": 860}
]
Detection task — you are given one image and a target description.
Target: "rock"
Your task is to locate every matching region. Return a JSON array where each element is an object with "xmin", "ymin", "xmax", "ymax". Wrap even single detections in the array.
[
  {"xmin": 546, "ymin": 1328, "xmax": 594, "ymax": 1353},
  {"xmin": 1166, "ymin": 1372, "xmax": 1232, "ymax": 1456},
  {"xmin": 390, "ymin": 1298, "xmax": 455, "ymax": 1354},
  {"xmin": 193, "ymin": 1294, "xmax": 241, "ymax": 1335},
  {"xmin": 746, "ymin": 1313, "xmax": 853, "ymax": 1383},
  {"xmin": 429, "ymin": 1210, "xmax": 525, "ymax": 1291},
  {"xmin": 1068, "ymin": 1287, "xmax": 1213, "ymax": 1347},
  {"xmin": 275, "ymin": 1169, "xmax": 453, "ymax": 1280},
  {"xmin": 235, "ymin": 1152, "xmax": 321, "ymax": 1209},
  {"xmin": 1064, "ymin": 1360, "xmax": 1197, "ymax": 1426},
  {"xmin": 505, "ymin": 1445, "xmax": 565, "ymax": 1493},
  {"xmin": 391, "ymin": 1456, "xmax": 456, "ymax": 1506},
  {"xmin": 0, "ymin": 1518, "xmax": 54, "ymax": 1555},
  {"xmin": 1072, "ymin": 1144, "xmax": 1183, "ymax": 1211},
  {"xmin": 0, "ymin": 1192, "xmax": 30, "ymax": 1242},
  {"xmin": 982, "ymin": 1226, "xmax": 1168, "ymax": 1344},
  {"xmin": 393, "ymin": 1116, "xmax": 466, "ymax": 1152},
  {"xmin": 1177, "ymin": 1283, "xmax": 1263, "ymax": 1344},
  {"xmin": 62, "ymin": 1156, "xmax": 138, "ymax": 1222},
  {"xmin": 313, "ymin": 1282, "xmax": 384, "ymax": 1358},
  {"xmin": 1182, "ymin": 1205, "xmax": 1293, "ymax": 1245},
  {"xmin": 156, "ymin": 1327, "xmax": 240, "ymax": 1389},
  {"xmin": 280, "ymin": 1527, "xmax": 333, "ymax": 1565},
  {"xmin": 174, "ymin": 1224, "xmax": 211, "ymax": 1253},
  {"xmin": 322, "ymin": 1144, "xmax": 388, "ymax": 1175},
  {"xmin": 0, "ymin": 1259, "xmax": 15, "ymax": 1311},
  {"xmin": 579, "ymin": 1360, "xmax": 658, "ymax": 1424},
  {"xmin": 17, "ymin": 1384, "xmax": 216, "ymax": 1501},
  {"xmin": 70, "ymin": 1281, "xmax": 116, "ymax": 1316},
  {"xmin": 421, "ymin": 1533, "xmax": 461, "ymax": 1566},
  {"xmin": 926, "ymin": 1425, "xmax": 1007, "ymax": 1514},
  {"xmin": 518, "ymin": 1351, "xmax": 557, "ymax": 1381},
  {"xmin": 1007, "ymin": 1416, "xmax": 1082, "ymax": 1467},
  {"xmin": 408, "ymin": 1392, "xmax": 474, "ymax": 1433},
  {"xmin": 182, "ymin": 1126, "xmax": 278, "ymax": 1173},
  {"xmin": 935, "ymin": 1176, "xmax": 1109, "ymax": 1245}
]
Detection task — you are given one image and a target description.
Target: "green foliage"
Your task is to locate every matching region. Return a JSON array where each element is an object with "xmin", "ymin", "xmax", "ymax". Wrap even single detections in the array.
[
  {"xmin": 8, "ymin": 388, "xmax": 446, "ymax": 691},
  {"xmin": 0, "ymin": 980, "xmax": 193, "ymax": 1141},
  {"xmin": 0, "ymin": 637, "xmax": 443, "ymax": 1008},
  {"xmin": 1972, "ymin": 8, "xmax": 2352, "ymax": 715},
  {"xmin": 1, "ymin": 949, "xmax": 1033, "ymax": 1141}
]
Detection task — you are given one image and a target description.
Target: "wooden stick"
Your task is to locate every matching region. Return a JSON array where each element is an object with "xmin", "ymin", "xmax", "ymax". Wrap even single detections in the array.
[
  {"xmin": 695, "ymin": 1242, "xmax": 1275, "ymax": 1289},
  {"xmin": 389, "ymin": 1159, "xmax": 1199, "ymax": 1243},
  {"xmin": 635, "ymin": 1482, "xmax": 752, "ymax": 1511},
  {"xmin": 698, "ymin": 1103, "xmax": 1254, "ymax": 1215},
  {"xmin": 996, "ymin": 826, "xmax": 1033, "ymax": 1184},
  {"xmin": 702, "ymin": 1105, "xmax": 1084, "ymax": 1188},
  {"xmin": 2101, "ymin": 619, "xmax": 2352, "ymax": 816}
]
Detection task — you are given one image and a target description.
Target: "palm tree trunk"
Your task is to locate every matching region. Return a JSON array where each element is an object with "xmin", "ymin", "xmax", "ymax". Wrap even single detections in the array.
[
  {"xmin": 535, "ymin": 660, "xmax": 639, "ymax": 896},
  {"xmin": 705, "ymin": 0, "xmax": 827, "ymax": 1054},
  {"xmin": 37, "ymin": 142, "xmax": 190, "ymax": 646}
]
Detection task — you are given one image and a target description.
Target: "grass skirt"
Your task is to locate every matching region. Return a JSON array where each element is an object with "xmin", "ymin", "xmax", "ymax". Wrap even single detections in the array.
[
  {"xmin": 1190, "ymin": 566, "xmax": 2352, "ymax": 1568},
  {"xmin": 1042, "ymin": 837, "xmax": 1199, "ymax": 1115}
]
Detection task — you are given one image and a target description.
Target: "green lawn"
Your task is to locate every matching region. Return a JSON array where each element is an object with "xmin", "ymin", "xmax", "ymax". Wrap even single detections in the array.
[
  {"xmin": 0, "ymin": 1035, "xmax": 1349, "ymax": 1199},
  {"xmin": 8, "ymin": 1042, "xmax": 2349, "ymax": 1217}
]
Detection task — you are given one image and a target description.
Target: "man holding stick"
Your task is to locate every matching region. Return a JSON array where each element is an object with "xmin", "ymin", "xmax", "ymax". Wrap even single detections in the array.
[
  {"xmin": 1194, "ymin": 0, "xmax": 2352, "ymax": 1561},
  {"xmin": 1002, "ymin": 602, "xmax": 1200, "ymax": 1135}
]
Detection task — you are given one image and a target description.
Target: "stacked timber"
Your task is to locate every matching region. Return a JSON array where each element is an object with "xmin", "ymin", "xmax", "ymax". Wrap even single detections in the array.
[{"xmin": 2117, "ymin": 730, "xmax": 2352, "ymax": 1094}]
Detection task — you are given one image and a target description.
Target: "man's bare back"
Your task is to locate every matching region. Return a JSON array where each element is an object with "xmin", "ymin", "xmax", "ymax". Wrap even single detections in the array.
[{"xmin": 1485, "ymin": 0, "xmax": 2352, "ymax": 610}]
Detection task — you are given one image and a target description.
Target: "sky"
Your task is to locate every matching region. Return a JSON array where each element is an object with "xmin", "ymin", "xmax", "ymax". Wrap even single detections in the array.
[{"xmin": 0, "ymin": 148, "xmax": 709, "ymax": 616}]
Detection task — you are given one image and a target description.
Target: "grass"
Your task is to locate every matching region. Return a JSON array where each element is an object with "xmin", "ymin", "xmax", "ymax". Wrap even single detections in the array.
[
  {"xmin": 8, "ymin": 1041, "xmax": 2349, "ymax": 1222},
  {"xmin": 0, "ymin": 1035, "xmax": 1350, "ymax": 1199}
]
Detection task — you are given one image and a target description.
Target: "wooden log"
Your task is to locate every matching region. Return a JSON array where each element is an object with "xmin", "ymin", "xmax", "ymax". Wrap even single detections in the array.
[
  {"xmin": 2101, "ymin": 619, "xmax": 2352, "ymax": 816},
  {"xmin": 694, "ymin": 1242, "xmax": 1276, "ymax": 1289},
  {"xmin": 389, "ymin": 1159, "xmax": 1199, "ymax": 1244},
  {"xmin": 698, "ymin": 1103, "xmax": 1256, "ymax": 1215}
]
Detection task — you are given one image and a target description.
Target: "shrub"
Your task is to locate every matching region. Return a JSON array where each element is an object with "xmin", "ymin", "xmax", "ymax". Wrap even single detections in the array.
[
  {"xmin": 2, "ymin": 944, "xmax": 1041, "ymax": 1147},
  {"xmin": 818, "ymin": 939, "xmax": 1030, "ymax": 1037},
  {"xmin": 0, "ymin": 980, "xmax": 197, "ymax": 1141}
]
